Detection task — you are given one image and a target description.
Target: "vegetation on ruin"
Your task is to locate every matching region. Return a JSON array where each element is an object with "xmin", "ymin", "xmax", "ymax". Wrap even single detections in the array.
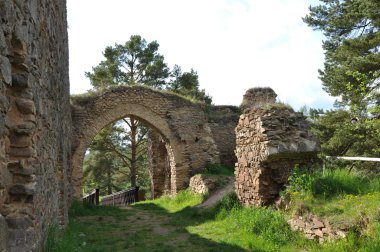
[
  {"xmin": 70, "ymin": 85, "xmax": 206, "ymax": 107},
  {"xmin": 263, "ymin": 102, "xmax": 293, "ymax": 112}
]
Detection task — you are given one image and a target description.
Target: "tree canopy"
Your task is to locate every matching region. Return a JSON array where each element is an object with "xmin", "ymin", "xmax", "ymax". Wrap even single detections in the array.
[
  {"xmin": 85, "ymin": 35, "xmax": 170, "ymax": 90},
  {"xmin": 304, "ymin": 0, "xmax": 380, "ymax": 115}
]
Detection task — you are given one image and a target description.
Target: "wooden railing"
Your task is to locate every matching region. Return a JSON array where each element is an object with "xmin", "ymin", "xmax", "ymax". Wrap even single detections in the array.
[
  {"xmin": 83, "ymin": 188, "xmax": 99, "ymax": 205},
  {"xmin": 101, "ymin": 187, "xmax": 140, "ymax": 206},
  {"xmin": 326, "ymin": 156, "xmax": 380, "ymax": 162}
]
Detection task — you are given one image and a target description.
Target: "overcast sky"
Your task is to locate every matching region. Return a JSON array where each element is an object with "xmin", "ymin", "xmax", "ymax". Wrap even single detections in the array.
[{"xmin": 67, "ymin": 0, "xmax": 334, "ymax": 110}]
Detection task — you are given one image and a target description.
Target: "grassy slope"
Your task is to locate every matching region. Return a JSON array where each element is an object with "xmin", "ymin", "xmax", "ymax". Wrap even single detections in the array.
[{"xmin": 48, "ymin": 170, "xmax": 380, "ymax": 252}]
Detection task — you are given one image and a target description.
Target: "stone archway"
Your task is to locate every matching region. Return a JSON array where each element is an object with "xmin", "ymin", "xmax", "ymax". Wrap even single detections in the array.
[{"xmin": 70, "ymin": 86, "xmax": 220, "ymax": 199}]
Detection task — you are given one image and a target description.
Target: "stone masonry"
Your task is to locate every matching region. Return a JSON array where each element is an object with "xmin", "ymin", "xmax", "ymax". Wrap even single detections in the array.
[
  {"xmin": 240, "ymin": 87, "xmax": 277, "ymax": 110},
  {"xmin": 148, "ymin": 130, "xmax": 171, "ymax": 198},
  {"xmin": 207, "ymin": 106, "xmax": 241, "ymax": 167},
  {"xmin": 0, "ymin": 0, "xmax": 71, "ymax": 251},
  {"xmin": 235, "ymin": 88, "xmax": 320, "ymax": 206}
]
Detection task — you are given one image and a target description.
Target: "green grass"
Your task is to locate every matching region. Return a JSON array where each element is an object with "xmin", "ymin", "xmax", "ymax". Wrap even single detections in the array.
[
  {"xmin": 48, "ymin": 169, "xmax": 380, "ymax": 252},
  {"xmin": 202, "ymin": 163, "xmax": 234, "ymax": 176},
  {"xmin": 135, "ymin": 189, "xmax": 204, "ymax": 213}
]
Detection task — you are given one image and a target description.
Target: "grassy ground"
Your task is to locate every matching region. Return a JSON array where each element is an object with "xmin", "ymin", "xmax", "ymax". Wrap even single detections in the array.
[{"xmin": 48, "ymin": 169, "xmax": 380, "ymax": 252}]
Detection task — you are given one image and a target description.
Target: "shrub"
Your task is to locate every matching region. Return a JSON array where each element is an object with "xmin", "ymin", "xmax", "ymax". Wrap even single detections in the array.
[{"xmin": 285, "ymin": 166, "xmax": 316, "ymax": 195}]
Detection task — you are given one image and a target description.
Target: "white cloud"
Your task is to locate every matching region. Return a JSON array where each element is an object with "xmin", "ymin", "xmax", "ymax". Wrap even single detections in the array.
[{"xmin": 67, "ymin": 0, "xmax": 334, "ymax": 110}]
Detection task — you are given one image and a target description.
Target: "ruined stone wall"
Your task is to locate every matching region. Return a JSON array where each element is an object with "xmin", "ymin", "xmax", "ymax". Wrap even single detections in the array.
[
  {"xmin": 207, "ymin": 106, "xmax": 240, "ymax": 167},
  {"xmin": 71, "ymin": 86, "xmax": 220, "ymax": 198},
  {"xmin": 235, "ymin": 105, "xmax": 320, "ymax": 206},
  {"xmin": 240, "ymin": 87, "xmax": 277, "ymax": 110},
  {"xmin": 0, "ymin": 0, "xmax": 71, "ymax": 250},
  {"xmin": 148, "ymin": 130, "xmax": 171, "ymax": 198}
]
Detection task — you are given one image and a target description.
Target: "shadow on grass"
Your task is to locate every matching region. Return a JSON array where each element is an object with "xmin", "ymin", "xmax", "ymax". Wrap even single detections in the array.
[{"xmin": 125, "ymin": 202, "xmax": 249, "ymax": 252}]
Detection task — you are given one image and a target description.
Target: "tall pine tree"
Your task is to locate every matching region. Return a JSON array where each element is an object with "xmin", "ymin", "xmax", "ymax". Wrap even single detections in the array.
[{"xmin": 304, "ymin": 0, "xmax": 380, "ymax": 165}]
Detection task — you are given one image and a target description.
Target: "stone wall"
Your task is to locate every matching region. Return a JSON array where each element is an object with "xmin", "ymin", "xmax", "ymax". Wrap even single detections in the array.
[
  {"xmin": 207, "ymin": 106, "xmax": 240, "ymax": 167},
  {"xmin": 0, "ymin": 214, "xmax": 7, "ymax": 251},
  {"xmin": 235, "ymin": 87, "xmax": 319, "ymax": 206},
  {"xmin": 235, "ymin": 104, "xmax": 320, "ymax": 206},
  {"xmin": 71, "ymin": 86, "xmax": 220, "ymax": 198},
  {"xmin": 189, "ymin": 174, "xmax": 232, "ymax": 195},
  {"xmin": 148, "ymin": 130, "xmax": 171, "ymax": 198},
  {"xmin": 0, "ymin": 0, "xmax": 71, "ymax": 251}
]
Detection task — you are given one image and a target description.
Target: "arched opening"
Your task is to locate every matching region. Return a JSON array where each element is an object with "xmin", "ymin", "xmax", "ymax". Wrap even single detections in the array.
[
  {"xmin": 80, "ymin": 113, "xmax": 176, "ymax": 200},
  {"xmin": 72, "ymin": 106, "xmax": 183, "ymax": 199}
]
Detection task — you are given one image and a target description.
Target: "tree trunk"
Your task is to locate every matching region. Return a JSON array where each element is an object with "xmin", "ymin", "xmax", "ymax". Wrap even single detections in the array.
[{"xmin": 130, "ymin": 116, "xmax": 138, "ymax": 187}]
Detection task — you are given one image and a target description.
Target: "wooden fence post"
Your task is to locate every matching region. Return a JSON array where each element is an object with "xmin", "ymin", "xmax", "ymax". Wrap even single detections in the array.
[
  {"xmin": 95, "ymin": 188, "xmax": 100, "ymax": 205},
  {"xmin": 135, "ymin": 186, "xmax": 139, "ymax": 202}
]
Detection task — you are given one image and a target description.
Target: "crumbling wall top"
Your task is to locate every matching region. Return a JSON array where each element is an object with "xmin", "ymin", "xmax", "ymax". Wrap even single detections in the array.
[{"xmin": 240, "ymin": 87, "xmax": 277, "ymax": 110}]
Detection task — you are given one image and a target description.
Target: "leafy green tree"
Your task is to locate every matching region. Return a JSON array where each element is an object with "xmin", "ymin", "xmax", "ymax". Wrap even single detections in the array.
[
  {"xmin": 86, "ymin": 35, "xmax": 170, "ymax": 89},
  {"xmin": 83, "ymin": 121, "xmax": 148, "ymax": 194},
  {"xmin": 304, "ymin": 1, "xmax": 380, "ymax": 163},
  {"xmin": 304, "ymin": 0, "xmax": 380, "ymax": 114},
  {"xmin": 169, "ymin": 65, "xmax": 212, "ymax": 104}
]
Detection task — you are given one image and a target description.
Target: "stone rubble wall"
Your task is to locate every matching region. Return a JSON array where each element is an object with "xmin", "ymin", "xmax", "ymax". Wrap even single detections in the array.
[
  {"xmin": 288, "ymin": 214, "xmax": 348, "ymax": 243},
  {"xmin": 235, "ymin": 105, "xmax": 320, "ymax": 206},
  {"xmin": 189, "ymin": 174, "xmax": 231, "ymax": 195},
  {"xmin": 0, "ymin": 0, "xmax": 71, "ymax": 251},
  {"xmin": 207, "ymin": 106, "xmax": 241, "ymax": 168}
]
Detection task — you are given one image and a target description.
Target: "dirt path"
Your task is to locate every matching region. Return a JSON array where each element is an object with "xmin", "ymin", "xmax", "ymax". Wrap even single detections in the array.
[
  {"xmin": 196, "ymin": 177, "xmax": 235, "ymax": 209},
  {"xmin": 74, "ymin": 202, "xmax": 245, "ymax": 252}
]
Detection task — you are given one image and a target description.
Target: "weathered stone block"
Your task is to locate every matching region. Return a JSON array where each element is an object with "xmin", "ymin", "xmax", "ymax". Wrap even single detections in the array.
[
  {"xmin": 0, "ymin": 56, "xmax": 12, "ymax": 85},
  {"xmin": 12, "ymin": 123, "xmax": 36, "ymax": 136},
  {"xmin": 15, "ymin": 98, "xmax": 36, "ymax": 115},
  {"xmin": 0, "ymin": 214, "xmax": 8, "ymax": 251},
  {"xmin": 9, "ymin": 183, "xmax": 35, "ymax": 196},
  {"xmin": 0, "ymin": 114, "xmax": 5, "ymax": 137},
  {"xmin": 7, "ymin": 227, "xmax": 35, "ymax": 248},
  {"xmin": 0, "ymin": 96, "xmax": 9, "ymax": 113},
  {"xmin": 11, "ymin": 73, "xmax": 31, "ymax": 88},
  {"xmin": 10, "ymin": 133, "xmax": 32, "ymax": 147},
  {"xmin": 9, "ymin": 147, "xmax": 36, "ymax": 158},
  {"xmin": 5, "ymin": 214, "xmax": 32, "ymax": 229}
]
